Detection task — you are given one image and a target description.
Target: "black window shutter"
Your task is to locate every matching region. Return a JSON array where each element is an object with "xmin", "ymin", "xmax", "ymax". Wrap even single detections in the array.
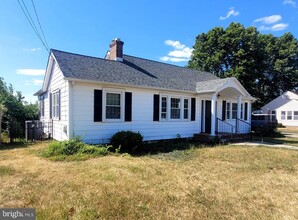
[
  {"xmin": 125, "ymin": 92, "xmax": 132, "ymax": 122},
  {"xmin": 94, "ymin": 90, "xmax": 102, "ymax": 122},
  {"xmin": 244, "ymin": 102, "xmax": 248, "ymax": 121},
  {"xmin": 153, "ymin": 94, "xmax": 160, "ymax": 121},
  {"xmin": 58, "ymin": 90, "xmax": 61, "ymax": 120},
  {"xmin": 191, "ymin": 98, "xmax": 196, "ymax": 121},
  {"xmin": 49, "ymin": 93, "xmax": 52, "ymax": 119},
  {"xmin": 222, "ymin": 100, "xmax": 226, "ymax": 120}
]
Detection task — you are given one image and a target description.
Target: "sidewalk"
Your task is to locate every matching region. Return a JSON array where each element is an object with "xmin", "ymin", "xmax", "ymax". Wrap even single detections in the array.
[{"xmin": 232, "ymin": 141, "xmax": 298, "ymax": 151}]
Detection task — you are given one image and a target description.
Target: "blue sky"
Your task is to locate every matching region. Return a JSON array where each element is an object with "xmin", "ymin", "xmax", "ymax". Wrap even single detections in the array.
[{"xmin": 1, "ymin": 0, "xmax": 297, "ymax": 103}]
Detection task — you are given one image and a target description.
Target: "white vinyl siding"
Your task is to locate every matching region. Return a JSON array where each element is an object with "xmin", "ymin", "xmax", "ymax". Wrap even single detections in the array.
[{"xmin": 71, "ymin": 83, "xmax": 200, "ymax": 144}]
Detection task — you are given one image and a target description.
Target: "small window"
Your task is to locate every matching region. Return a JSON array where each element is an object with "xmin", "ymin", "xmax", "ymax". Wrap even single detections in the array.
[
  {"xmin": 294, "ymin": 111, "xmax": 298, "ymax": 120},
  {"xmin": 161, "ymin": 96, "xmax": 167, "ymax": 119},
  {"xmin": 240, "ymin": 103, "xmax": 243, "ymax": 119},
  {"xmin": 271, "ymin": 111, "xmax": 276, "ymax": 121},
  {"xmin": 184, "ymin": 99, "xmax": 189, "ymax": 119},
  {"xmin": 287, "ymin": 111, "xmax": 292, "ymax": 120},
  {"xmin": 171, "ymin": 98, "xmax": 181, "ymax": 119},
  {"xmin": 52, "ymin": 90, "xmax": 60, "ymax": 119},
  {"xmin": 39, "ymin": 96, "xmax": 44, "ymax": 117},
  {"xmin": 281, "ymin": 111, "xmax": 286, "ymax": 120},
  {"xmin": 232, "ymin": 103, "xmax": 237, "ymax": 119},
  {"xmin": 106, "ymin": 92, "xmax": 121, "ymax": 119},
  {"xmin": 226, "ymin": 103, "xmax": 230, "ymax": 119}
]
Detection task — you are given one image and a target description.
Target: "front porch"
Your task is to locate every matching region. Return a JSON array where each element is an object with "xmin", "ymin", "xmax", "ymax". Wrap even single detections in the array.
[{"xmin": 196, "ymin": 77, "xmax": 255, "ymax": 139}]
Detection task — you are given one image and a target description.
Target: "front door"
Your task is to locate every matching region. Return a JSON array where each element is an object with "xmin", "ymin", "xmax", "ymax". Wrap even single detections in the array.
[{"xmin": 205, "ymin": 100, "xmax": 211, "ymax": 133}]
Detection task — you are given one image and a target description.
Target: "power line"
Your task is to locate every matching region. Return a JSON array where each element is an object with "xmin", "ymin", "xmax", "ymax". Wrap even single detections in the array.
[
  {"xmin": 17, "ymin": 0, "xmax": 49, "ymax": 52},
  {"xmin": 30, "ymin": 0, "xmax": 49, "ymax": 49}
]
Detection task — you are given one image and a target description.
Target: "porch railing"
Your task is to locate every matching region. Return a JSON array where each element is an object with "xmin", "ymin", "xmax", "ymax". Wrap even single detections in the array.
[
  {"xmin": 236, "ymin": 118, "xmax": 252, "ymax": 140},
  {"xmin": 216, "ymin": 118, "xmax": 236, "ymax": 138}
]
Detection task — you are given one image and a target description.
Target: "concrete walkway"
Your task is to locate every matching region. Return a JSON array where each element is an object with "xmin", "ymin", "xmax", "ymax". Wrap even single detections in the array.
[{"xmin": 232, "ymin": 141, "xmax": 298, "ymax": 151}]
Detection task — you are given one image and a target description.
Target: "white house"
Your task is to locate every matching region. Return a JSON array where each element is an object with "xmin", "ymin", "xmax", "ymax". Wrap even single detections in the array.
[
  {"xmin": 261, "ymin": 91, "xmax": 298, "ymax": 127},
  {"xmin": 35, "ymin": 38, "xmax": 255, "ymax": 144}
]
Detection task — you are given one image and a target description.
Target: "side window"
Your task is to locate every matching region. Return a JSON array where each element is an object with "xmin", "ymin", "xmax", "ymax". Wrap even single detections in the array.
[
  {"xmin": 51, "ymin": 90, "xmax": 60, "ymax": 119},
  {"xmin": 232, "ymin": 103, "xmax": 237, "ymax": 119},
  {"xmin": 226, "ymin": 103, "xmax": 230, "ymax": 119},
  {"xmin": 287, "ymin": 111, "xmax": 292, "ymax": 120},
  {"xmin": 281, "ymin": 111, "xmax": 286, "ymax": 120},
  {"xmin": 161, "ymin": 96, "xmax": 167, "ymax": 120}
]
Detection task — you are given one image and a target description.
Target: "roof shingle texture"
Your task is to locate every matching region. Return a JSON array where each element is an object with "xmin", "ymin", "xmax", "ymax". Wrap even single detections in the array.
[{"xmin": 52, "ymin": 49, "xmax": 219, "ymax": 92}]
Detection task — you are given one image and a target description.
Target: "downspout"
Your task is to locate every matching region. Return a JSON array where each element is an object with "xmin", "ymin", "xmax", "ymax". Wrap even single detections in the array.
[{"xmin": 68, "ymin": 81, "xmax": 73, "ymax": 140}]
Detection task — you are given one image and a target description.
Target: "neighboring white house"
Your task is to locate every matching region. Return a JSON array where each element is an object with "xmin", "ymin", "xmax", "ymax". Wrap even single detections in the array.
[
  {"xmin": 35, "ymin": 38, "xmax": 255, "ymax": 144},
  {"xmin": 261, "ymin": 91, "xmax": 298, "ymax": 127}
]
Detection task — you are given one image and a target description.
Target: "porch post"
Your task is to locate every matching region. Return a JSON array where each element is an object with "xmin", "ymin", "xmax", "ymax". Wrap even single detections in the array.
[
  {"xmin": 211, "ymin": 94, "xmax": 216, "ymax": 136},
  {"xmin": 237, "ymin": 95, "xmax": 242, "ymax": 133},
  {"xmin": 237, "ymin": 95, "xmax": 242, "ymax": 119}
]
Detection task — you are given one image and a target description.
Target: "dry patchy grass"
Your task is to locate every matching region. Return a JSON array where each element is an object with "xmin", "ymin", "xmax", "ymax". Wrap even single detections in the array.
[{"xmin": 0, "ymin": 143, "xmax": 297, "ymax": 219}]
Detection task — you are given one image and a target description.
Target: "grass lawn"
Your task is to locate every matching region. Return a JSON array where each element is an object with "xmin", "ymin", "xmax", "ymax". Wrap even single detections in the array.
[{"xmin": 0, "ymin": 143, "xmax": 298, "ymax": 219}]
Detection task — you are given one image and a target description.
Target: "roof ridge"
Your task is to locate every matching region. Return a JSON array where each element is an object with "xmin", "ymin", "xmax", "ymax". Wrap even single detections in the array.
[
  {"xmin": 51, "ymin": 49, "xmax": 114, "ymax": 62},
  {"xmin": 123, "ymin": 54, "xmax": 203, "ymax": 71}
]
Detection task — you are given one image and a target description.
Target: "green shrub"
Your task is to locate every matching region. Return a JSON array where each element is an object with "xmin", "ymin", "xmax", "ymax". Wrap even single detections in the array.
[
  {"xmin": 253, "ymin": 124, "xmax": 279, "ymax": 137},
  {"xmin": 110, "ymin": 131, "xmax": 143, "ymax": 153},
  {"xmin": 79, "ymin": 145, "xmax": 109, "ymax": 156},
  {"xmin": 42, "ymin": 138, "xmax": 110, "ymax": 160}
]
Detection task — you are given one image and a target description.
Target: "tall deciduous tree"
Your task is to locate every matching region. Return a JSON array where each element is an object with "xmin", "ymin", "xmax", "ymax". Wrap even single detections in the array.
[{"xmin": 188, "ymin": 22, "xmax": 298, "ymax": 109}]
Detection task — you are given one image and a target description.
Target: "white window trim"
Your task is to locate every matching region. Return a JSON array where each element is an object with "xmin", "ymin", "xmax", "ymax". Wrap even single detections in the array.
[
  {"xmin": 281, "ymin": 111, "xmax": 286, "ymax": 120},
  {"xmin": 159, "ymin": 94, "xmax": 191, "ymax": 122},
  {"xmin": 102, "ymin": 88, "xmax": 124, "ymax": 122},
  {"xmin": 51, "ymin": 90, "xmax": 60, "ymax": 120},
  {"xmin": 226, "ymin": 101, "xmax": 238, "ymax": 120}
]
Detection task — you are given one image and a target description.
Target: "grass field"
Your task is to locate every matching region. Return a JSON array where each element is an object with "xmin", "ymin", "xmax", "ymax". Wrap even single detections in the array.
[{"xmin": 0, "ymin": 143, "xmax": 298, "ymax": 219}]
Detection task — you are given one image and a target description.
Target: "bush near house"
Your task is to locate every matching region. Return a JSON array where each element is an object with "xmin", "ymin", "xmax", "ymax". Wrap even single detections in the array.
[
  {"xmin": 41, "ymin": 138, "xmax": 110, "ymax": 161},
  {"xmin": 110, "ymin": 131, "xmax": 143, "ymax": 153},
  {"xmin": 253, "ymin": 123, "xmax": 280, "ymax": 137}
]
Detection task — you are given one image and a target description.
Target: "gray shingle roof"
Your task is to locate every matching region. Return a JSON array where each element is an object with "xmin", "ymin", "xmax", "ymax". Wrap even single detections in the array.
[
  {"xmin": 51, "ymin": 49, "xmax": 219, "ymax": 92},
  {"xmin": 196, "ymin": 78, "xmax": 232, "ymax": 93}
]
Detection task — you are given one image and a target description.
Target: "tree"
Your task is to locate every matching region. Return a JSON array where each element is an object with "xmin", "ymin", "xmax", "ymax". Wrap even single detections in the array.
[
  {"xmin": 188, "ymin": 22, "xmax": 298, "ymax": 109},
  {"xmin": 0, "ymin": 104, "xmax": 7, "ymax": 145},
  {"xmin": 0, "ymin": 77, "xmax": 39, "ymax": 143}
]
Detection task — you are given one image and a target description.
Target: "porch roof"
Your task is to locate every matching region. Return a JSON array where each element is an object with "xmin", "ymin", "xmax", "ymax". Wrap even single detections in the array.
[{"xmin": 196, "ymin": 77, "xmax": 255, "ymax": 100}]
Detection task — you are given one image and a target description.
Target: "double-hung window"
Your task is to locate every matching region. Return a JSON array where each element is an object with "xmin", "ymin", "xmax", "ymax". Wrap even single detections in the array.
[
  {"xmin": 161, "ymin": 96, "xmax": 167, "ymax": 119},
  {"xmin": 287, "ymin": 111, "xmax": 292, "ymax": 120},
  {"xmin": 231, "ymin": 103, "xmax": 237, "ymax": 119},
  {"xmin": 281, "ymin": 111, "xmax": 286, "ymax": 120},
  {"xmin": 226, "ymin": 103, "xmax": 231, "ymax": 119},
  {"xmin": 159, "ymin": 95, "xmax": 190, "ymax": 121},
  {"xmin": 51, "ymin": 90, "xmax": 60, "ymax": 119},
  {"xmin": 39, "ymin": 96, "xmax": 44, "ymax": 117},
  {"xmin": 294, "ymin": 111, "xmax": 298, "ymax": 120},
  {"xmin": 184, "ymin": 99, "xmax": 189, "ymax": 119},
  {"xmin": 171, "ymin": 98, "xmax": 181, "ymax": 119},
  {"xmin": 103, "ymin": 90, "xmax": 123, "ymax": 121}
]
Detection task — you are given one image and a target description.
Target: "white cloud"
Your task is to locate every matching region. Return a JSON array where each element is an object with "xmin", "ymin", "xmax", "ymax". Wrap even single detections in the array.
[
  {"xmin": 160, "ymin": 40, "xmax": 194, "ymax": 63},
  {"xmin": 271, "ymin": 23, "xmax": 289, "ymax": 31},
  {"xmin": 219, "ymin": 7, "xmax": 239, "ymax": 20},
  {"xmin": 258, "ymin": 23, "xmax": 289, "ymax": 31},
  {"xmin": 283, "ymin": 0, "xmax": 296, "ymax": 6},
  {"xmin": 17, "ymin": 69, "xmax": 45, "ymax": 76},
  {"xmin": 22, "ymin": 48, "xmax": 41, "ymax": 52},
  {"xmin": 160, "ymin": 56, "xmax": 189, "ymax": 62},
  {"xmin": 25, "ymin": 79, "xmax": 43, "ymax": 86},
  {"xmin": 253, "ymin": 15, "xmax": 282, "ymax": 24}
]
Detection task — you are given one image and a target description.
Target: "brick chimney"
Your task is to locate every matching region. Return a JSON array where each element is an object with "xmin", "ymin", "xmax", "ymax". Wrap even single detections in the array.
[{"xmin": 106, "ymin": 38, "xmax": 124, "ymax": 62}]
